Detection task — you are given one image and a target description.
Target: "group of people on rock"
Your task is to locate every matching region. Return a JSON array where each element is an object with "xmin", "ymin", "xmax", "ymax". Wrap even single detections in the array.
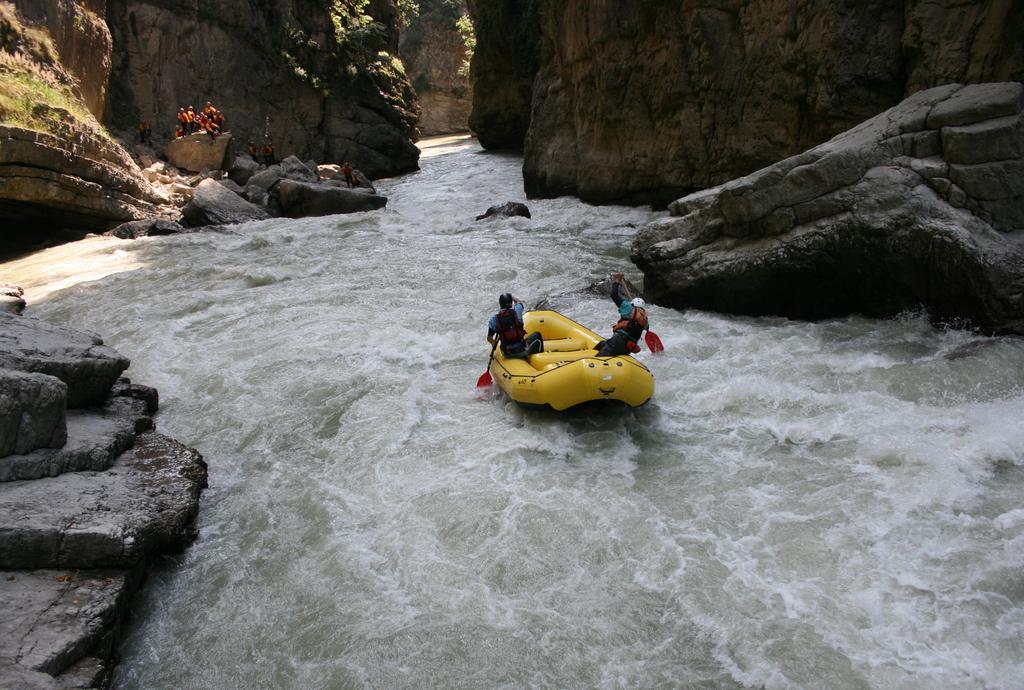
[
  {"xmin": 248, "ymin": 142, "xmax": 276, "ymax": 166},
  {"xmin": 174, "ymin": 102, "xmax": 226, "ymax": 139}
]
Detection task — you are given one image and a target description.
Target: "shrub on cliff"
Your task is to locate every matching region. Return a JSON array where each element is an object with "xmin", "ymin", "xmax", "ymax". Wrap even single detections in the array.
[{"xmin": 0, "ymin": 4, "xmax": 110, "ymax": 142}]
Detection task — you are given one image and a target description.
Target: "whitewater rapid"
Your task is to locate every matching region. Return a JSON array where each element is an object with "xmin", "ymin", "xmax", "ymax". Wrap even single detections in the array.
[{"xmin": 5, "ymin": 137, "xmax": 1023, "ymax": 689}]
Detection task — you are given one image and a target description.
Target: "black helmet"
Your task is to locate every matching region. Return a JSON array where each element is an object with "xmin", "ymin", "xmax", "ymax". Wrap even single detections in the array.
[{"xmin": 499, "ymin": 293, "xmax": 513, "ymax": 308}]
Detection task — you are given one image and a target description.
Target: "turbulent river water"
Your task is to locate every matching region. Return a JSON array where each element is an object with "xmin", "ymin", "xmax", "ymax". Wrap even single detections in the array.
[{"xmin": 5, "ymin": 137, "xmax": 1024, "ymax": 689}]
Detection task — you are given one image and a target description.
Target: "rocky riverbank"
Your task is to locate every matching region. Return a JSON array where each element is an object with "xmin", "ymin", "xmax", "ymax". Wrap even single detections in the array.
[
  {"xmin": 0, "ymin": 309, "xmax": 207, "ymax": 688},
  {"xmin": 1, "ymin": 1, "xmax": 414, "ymax": 249},
  {"xmin": 632, "ymin": 82, "xmax": 1024, "ymax": 335}
]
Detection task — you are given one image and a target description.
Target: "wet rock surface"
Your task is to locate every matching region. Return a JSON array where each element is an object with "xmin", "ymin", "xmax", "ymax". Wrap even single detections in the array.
[
  {"xmin": 0, "ymin": 314, "xmax": 130, "ymax": 409},
  {"xmin": 632, "ymin": 83, "xmax": 1024, "ymax": 334},
  {"xmin": 475, "ymin": 201, "xmax": 531, "ymax": 221},
  {"xmin": 0, "ymin": 313, "xmax": 207, "ymax": 688}
]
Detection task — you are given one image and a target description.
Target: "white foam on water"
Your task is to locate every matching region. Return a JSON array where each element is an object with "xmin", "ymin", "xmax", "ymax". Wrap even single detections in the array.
[{"xmin": 11, "ymin": 140, "xmax": 1024, "ymax": 689}]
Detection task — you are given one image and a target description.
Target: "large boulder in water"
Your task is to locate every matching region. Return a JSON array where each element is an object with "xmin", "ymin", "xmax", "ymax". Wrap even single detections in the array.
[
  {"xmin": 164, "ymin": 132, "xmax": 236, "ymax": 173},
  {"xmin": 182, "ymin": 179, "xmax": 270, "ymax": 227},
  {"xmin": 106, "ymin": 219, "xmax": 189, "ymax": 239},
  {"xmin": 632, "ymin": 82, "xmax": 1024, "ymax": 335},
  {"xmin": 275, "ymin": 179, "xmax": 387, "ymax": 218},
  {"xmin": 475, "ymin": 201, "xmax": 531, "ymax": 221}
]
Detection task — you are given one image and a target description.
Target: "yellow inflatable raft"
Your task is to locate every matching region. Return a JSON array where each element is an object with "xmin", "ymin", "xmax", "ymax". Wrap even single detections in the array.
[{"xmin": 489, "ymin": 310, "xmax": 654, "ymax": 410}]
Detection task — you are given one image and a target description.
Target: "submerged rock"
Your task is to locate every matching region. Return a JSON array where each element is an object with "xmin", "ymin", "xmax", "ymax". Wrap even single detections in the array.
[
  {"xmin": 0, "ymin": 371, "xmax": 67, "ymax": 457},
  {"xmin": 475, "ymin": 201, "xmax": 531, "ymax": 221},
  {"xmin": 1, "ymin": 285, "xmax": 26, "ymax": 315},
  {"xmin": 0, "ymin": 431, "xmax": 206, "ymax": 568},
  {"xmin": 106, "ymin": 218, "xmax": 189, "ymax": 239},
  {"xmin": 632, "ymin": 82, "xmax": 1024, "ymax": 335}
]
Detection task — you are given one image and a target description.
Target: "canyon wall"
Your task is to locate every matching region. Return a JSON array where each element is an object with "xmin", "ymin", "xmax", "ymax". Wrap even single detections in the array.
[
  {"xmin": 465, "ymin": 0, "xmax": 538, "ymax": 149},
  {"xmin": 468, "ymin": 0, "xmax": 1024, "ymax": 205},
  {"xmin": 10, "ymin": 0, "xmax": 111, "ymax": 120},
  {"xmin": 106, "ymin": 0, "xmax": 420, "ymax": 178},
  {"xmin": 400, "ymin": 0, "xmax": 473, "ymax": 136}
]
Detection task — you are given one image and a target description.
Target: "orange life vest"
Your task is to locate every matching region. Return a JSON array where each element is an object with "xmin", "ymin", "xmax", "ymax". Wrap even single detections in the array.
[{"xmin": 613, "ymin": 307, "xmax": 648, "ymax": 340}]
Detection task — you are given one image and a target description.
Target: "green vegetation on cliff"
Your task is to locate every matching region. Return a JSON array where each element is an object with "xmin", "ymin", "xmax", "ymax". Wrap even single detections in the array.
[{"xmin": 0, "ymin": 3, "xmax": 109, "ymax": 140}]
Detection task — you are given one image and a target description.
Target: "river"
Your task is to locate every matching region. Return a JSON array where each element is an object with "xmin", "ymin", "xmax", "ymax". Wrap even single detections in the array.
[{"xmin": 4, "ymin": 137, "xmax": 1024, "ymax": 689}]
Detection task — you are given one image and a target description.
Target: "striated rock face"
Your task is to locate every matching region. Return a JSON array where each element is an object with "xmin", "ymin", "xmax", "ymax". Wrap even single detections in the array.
[
  {"xmin": 11, "ymin": 0, "xmax": 113, "ymax": 120},
  {"xmin": 0, "ymin": 124, "xmax": 169, "ymax": 232},
  {"xmin": 0, "ymin": 313, "xmax": 207, "ymax": 687},
  {"xmin": 465, "ymin": 0, "xmax": 539, "ymax": 149},
  {"xmin": 631, "ymin": 83, "xmax": 1024, "ymax": 335},
  {"xmin": 106, "ymin": 0, "xmax": 420, "ymax": 177},
  {"xmin": 0, "ymin": 431, "xmax": 206, "ymax": 569},
  {"xmin": 475, "ymin": 201, "xmax": 530, "ymax": 221},
  {"xmin": 468, "ymin": 0, "xmax": 1024, "ymax": 205},
  {"xmin": 0, "ymin": 313, "xmax": 130, "ymax": 409}
]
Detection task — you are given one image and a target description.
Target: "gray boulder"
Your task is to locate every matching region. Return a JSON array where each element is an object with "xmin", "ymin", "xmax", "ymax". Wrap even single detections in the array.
[
  {"xmin": 0, "ymin": 431, "xmax": 207, "ymax": 570},
  {"xmin": 217, "ymin": 178, "xmax": 245, "ymax": 196},
  {"xmin": 164, "ymin": 132, "xmax": 236, "ymax": 173},
  {"xmin": 106, "ymin": 218, "xmax": 188, "ymax": 239},
  {"xmin": 476, "ymin": 201, "xmax": 532, "ymax": 221},
  {"xmin": 276, "ymin": 179, "xmax": 388, "ymax": 218},
  {"xmin": 0, "ymin": 572, "xmax": 123, "ymax": 681},
  {"xmin": 228, "ymin": 153, "xmax": 261, "ymax": 186},
  {"xmin": 0, "ymin": 314, "xmax": 130, "ymax": 408},
  {"xmin": 1, "ymin": 284, "xmax": 25, "ymax": 315},
  {"xmin": 182, "ymin": 178, "xmax": 270, "ymax": 227},
  {"xmin": 0, "ymin": 371, "xmax": 66, "ymax": 457},
  {"xmin": 278, "ymin": 155, "xmax": 318, "ymax": 183},
  {"xmin": 632, "ymin": 82, "xmax": 1024, "ymax": 335},
  {"xmin": 246, "ymin": 166, "xmax": 283, "ymax": 191},
  {"xmin": 0, "ymin": 396, "xmax": 151, "ymax": 482}
]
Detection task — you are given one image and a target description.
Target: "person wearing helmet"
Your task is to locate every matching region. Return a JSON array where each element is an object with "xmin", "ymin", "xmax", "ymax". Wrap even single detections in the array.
[
  {"xmin": 596, "ymin": 273, "xmax": 649, "ymax": 357},
  {"xmin": 487, "ymin": 293, "xmax": 543, "ymax": 358}
]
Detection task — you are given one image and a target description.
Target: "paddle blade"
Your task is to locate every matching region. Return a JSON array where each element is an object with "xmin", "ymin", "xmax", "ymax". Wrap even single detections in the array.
[
  {"xmin": 476, "ymin": 370, "xmax": 493, "ymax": 388},
  {"xmin": 645, "ymin": 331, "xmax": 665, "ymax": 353}
]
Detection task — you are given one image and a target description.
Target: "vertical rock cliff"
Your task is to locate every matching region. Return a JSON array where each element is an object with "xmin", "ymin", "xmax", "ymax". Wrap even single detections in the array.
[
  {"xmin": 10, "ymin": 0, "xmax": 111, "ymax": 120},
  {"xmin": 465, "ymin": 0, "xmax": 538, "ymax": 149},
  {"xmin": 106, "ymin": 0, "xmax": 420, "ymax": 178},
  {"xmin": 400, "ymin": 0, "xmax": 474, "ymax": 136},
  {"xmin": 468, "ymin": 0, "xmax": 1024, "ymax": 205}
]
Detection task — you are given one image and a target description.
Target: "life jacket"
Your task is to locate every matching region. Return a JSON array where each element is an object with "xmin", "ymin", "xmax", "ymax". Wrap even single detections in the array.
[
  {"xmin": 495, "ymin": 307, "xmax": 526, "ymax": 354},
  {"xmin": 613, "ymin": 306, "xmax": 648, "ymax": 344},
  {"xmin": 185, "ymin": 110, "xmax": 195, "ymax": 123}
]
